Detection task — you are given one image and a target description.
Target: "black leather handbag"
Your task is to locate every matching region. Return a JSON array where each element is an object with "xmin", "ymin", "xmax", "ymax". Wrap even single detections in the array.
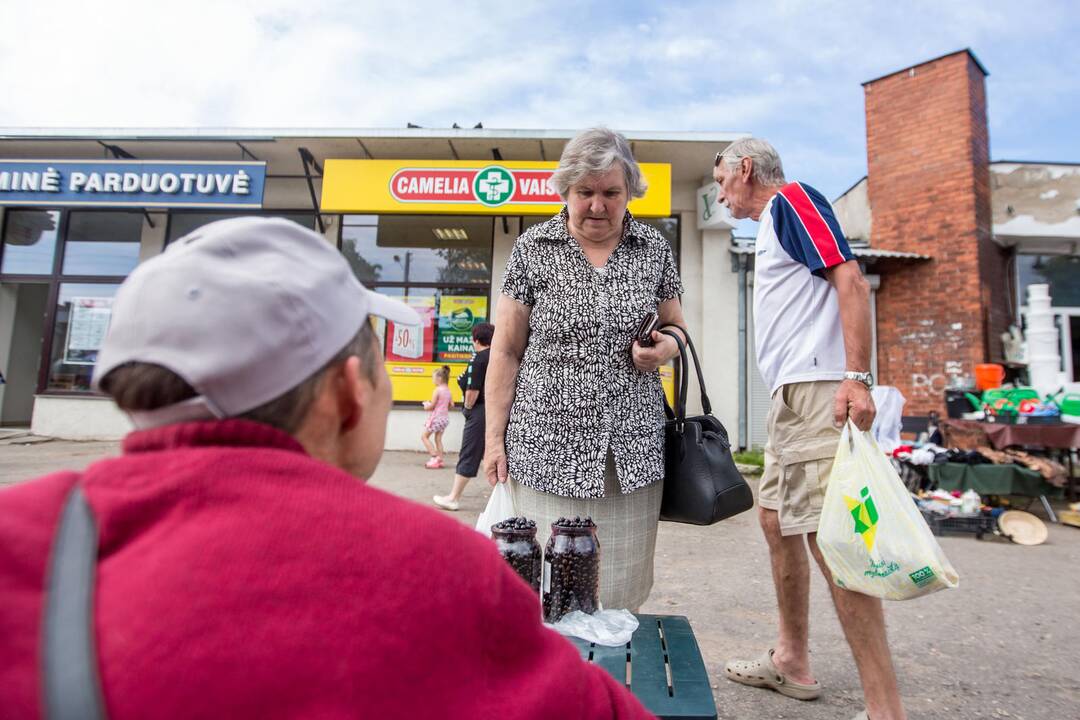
[{"xmin": 658, "ymin": 328, "xmax": 754, "ymax": 525}]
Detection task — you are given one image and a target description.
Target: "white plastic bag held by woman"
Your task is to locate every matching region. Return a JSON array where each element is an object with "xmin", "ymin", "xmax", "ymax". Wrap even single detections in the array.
[
  {"xmin": 475, "ymin": 483, "xmax": 517, "ymax": 538},
  {"xmin": 817, "ymin": 421, "xmax": 959, "ymax": 600}
]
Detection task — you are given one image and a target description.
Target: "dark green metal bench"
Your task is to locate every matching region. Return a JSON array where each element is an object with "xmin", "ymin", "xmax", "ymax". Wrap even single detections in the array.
[{"xmin": 567, "ymin": 614, "xmax": 717, "ymax": 720}]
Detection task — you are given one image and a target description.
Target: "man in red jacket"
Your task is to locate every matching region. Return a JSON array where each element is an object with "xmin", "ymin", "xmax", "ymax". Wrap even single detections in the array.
[{"xmin": 0, "ymin": 217, "xmax": 654, "ymax": 720}]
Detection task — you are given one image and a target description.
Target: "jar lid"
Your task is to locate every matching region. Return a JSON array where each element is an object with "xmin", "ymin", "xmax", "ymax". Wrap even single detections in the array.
[{"xmin": 492, "ymin": 525, "xmax": 537, "ymax": 538}]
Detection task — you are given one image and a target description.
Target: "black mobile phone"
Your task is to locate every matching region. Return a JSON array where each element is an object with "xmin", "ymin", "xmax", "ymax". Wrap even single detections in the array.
[{"xmin": 635, "ymin": 312, "xmax": 660, "ymax": 347}]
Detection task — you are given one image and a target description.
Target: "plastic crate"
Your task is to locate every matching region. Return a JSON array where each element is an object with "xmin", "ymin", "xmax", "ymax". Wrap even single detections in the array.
[{"xmin": 920, "ymin": 508, "xmax": 996, "ymax": 538}]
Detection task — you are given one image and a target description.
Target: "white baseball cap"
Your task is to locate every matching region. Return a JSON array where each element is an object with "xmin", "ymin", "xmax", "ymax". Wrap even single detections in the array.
[{"xmin": 92, "ymin": 216, "xmax": 419, "ymax": 429}]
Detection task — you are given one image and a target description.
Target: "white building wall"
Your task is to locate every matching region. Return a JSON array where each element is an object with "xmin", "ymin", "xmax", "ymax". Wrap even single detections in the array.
[
  {"xmin": 671, "ymin": 183, "xmax": 703, "ymax": 417},
  {"xmin": 2, "ymin": 285, "xmax": 49, "ymax": 425},
  {"xmin": 833, "ymin": 177, "xmax": 871, "ymax": 242},
  {"xmin": 386, "ymin": 406, "xmax": 460, "ymax": 453},
  {"xmin": 0, "ymin": 281, "xmax": 17, "ymax": 422},
  {"xmin": 0, "ymin": 205, "xmax": 8, "ymax": 418},
  {"xmin": 489, "ymin": 217, "xmax": 518, "ymax": 314},
  {"xmin": 32, "ymin": 396, "xmax": 132, "ymax": 439},
  {"xmin": 699, "ymin": 228, "xmax": 741, "ymax": 447}
]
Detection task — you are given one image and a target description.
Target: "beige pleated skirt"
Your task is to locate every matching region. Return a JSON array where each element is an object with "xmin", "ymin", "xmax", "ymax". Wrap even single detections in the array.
[{"xmin": 509, "ymin": 454, "xmax": 663, "ymax": 612}]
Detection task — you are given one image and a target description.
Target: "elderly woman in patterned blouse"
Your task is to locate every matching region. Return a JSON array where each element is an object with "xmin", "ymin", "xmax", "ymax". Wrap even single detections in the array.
[{"xmin": 484, "ymin": 127, "xmax": 687, "ymax": 611}]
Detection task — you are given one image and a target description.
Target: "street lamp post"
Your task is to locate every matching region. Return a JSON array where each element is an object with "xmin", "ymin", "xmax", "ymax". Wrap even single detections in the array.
[{"xmin": 393, "ymin": 251, "xmax": 412, "ymax": 286}]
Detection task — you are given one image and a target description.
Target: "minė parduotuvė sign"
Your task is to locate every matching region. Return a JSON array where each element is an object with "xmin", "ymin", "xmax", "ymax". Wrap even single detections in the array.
[
  {"xmin": 0, "ymin": 160, "xmax": 267, "ymax": 208},
  {"xmin": 320, "ymin": 160, "xmax": 672, "ymax": 216}
]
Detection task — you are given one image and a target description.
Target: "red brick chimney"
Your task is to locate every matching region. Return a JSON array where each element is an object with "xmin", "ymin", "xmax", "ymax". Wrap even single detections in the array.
[{"xmin": 864, "ymin": 49, "xmax": 1010, "ymax": 414}]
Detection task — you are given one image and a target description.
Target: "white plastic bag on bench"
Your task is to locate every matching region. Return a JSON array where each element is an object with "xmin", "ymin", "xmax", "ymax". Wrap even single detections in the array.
[
  {"xmin": 817, "ymin": 421, "xmax": 959, "ymax": 600},
  {"xmin": 548, "ymin": 609, "xmax": 639, "ymax": 647}
]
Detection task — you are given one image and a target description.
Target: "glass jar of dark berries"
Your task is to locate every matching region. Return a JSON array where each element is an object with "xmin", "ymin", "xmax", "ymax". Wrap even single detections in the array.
[
  {"xmin": 491, "ymin": 517, "xmax": 542, "ymax": 594},
  {"xmin": 542, "ymin": 516, "xmax": 600, "ymax": 623}
]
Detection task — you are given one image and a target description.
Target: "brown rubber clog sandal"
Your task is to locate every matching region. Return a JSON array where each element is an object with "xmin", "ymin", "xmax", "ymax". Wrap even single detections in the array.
[{"xmin": 723, "ymin": 648, "xmax": 822, "ymax": 701}]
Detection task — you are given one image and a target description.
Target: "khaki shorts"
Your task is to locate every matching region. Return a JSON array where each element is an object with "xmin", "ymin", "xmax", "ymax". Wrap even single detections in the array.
[{"xmin": 759, "ymin": 381, "xmax": 842, "ymax": 536}]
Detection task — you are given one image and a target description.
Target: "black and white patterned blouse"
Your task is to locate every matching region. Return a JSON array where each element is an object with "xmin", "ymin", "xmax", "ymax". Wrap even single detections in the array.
[{"xmin": 501, "ymin": 208, "xmax": 684, "ymax": 498}]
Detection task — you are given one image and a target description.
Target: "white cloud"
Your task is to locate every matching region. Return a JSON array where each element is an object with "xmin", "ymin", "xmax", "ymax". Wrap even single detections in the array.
[{"xmin": 0, "ymin": 0, "xmax": 1077, "ymax": 199}]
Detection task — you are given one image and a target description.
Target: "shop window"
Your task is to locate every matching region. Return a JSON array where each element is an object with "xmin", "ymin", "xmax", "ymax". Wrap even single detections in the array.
[
  {"xmin": 341, "ymin": 215, "xmax": 493, "ymax": 404},
  {"xmin": 368, "ymin": 287, "xmax": 493, "ymax": 403},
  {"xmin": 167, "ymin": 211, "xmax": 316, "ymax": 244},
  {"xmin": 1017, "ymin": 253, "xmax": 1080, "ymax": 307},
  {"xmin": 62, "ymin": 211, "xmax": 143, "ymax": 276},
  {"xmin": 644, "ymin": 216, "xmax": 681, "ymax": 264},
  {"xmin": 45, "ymin": 282, "xmax": 120, "ymax": 392},
  {"xmin": 3, "ymin": 209, "xmax": 137, "ymax": 397},
  {"xmin": 1, "ymin": 209, "xmax": 60, "ymax": 275},
  {"xmin": 370, "ymin": 286, "xmax": 489, "ymax": 361},
  {"xmin": 340, "ymin": 215, "xmax": 381, "ymax": 284},
  {"xmin": 341, "ymin": 215, "xmax": 492, "ymax": 284}
]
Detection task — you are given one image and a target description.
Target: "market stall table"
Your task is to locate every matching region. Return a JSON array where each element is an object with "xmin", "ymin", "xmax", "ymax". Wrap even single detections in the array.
[
  {"xmin": 927, "ymin": 462, "xmax": 1061, "ymax": 520},
  {"xmin": 567, "ymin": 614, "xmax": 716, "ymax": 720},
  {"xmin": 951, "ymin": 420, "xmax": 1080, "ymax": 450},
  {"xmin": 940, "ymin": 419, "xmax": 1080, "ymax": 500}
]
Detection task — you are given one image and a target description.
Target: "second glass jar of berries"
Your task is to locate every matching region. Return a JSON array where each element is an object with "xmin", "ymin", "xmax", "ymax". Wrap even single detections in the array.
[
  {"xmin": 543, "ymin": 516, "xmax": 600, "ymax": 623},
  {"xmin": 491, "ymin": 517, "xmax": 542, "ymax": 594}
]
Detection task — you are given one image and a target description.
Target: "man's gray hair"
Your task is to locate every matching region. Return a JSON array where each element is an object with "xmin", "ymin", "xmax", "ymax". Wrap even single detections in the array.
[
  {"xmin": 718, "ymin": 137, "xmax": 786, "ymax": 187},
  {"xmin": 550, "ymin": 127, "xmax": 648, "ymax": 199}
]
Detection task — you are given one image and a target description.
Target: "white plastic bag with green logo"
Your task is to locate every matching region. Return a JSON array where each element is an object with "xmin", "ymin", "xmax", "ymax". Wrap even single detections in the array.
[{"xmin": 817, "ymin": 421, "xmax": 959, "ymax": 600}]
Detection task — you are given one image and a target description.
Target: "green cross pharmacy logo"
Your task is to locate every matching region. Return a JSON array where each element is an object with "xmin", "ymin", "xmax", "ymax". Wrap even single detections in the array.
[{"xmin": 474, "ymin": 166, "xmax": 514, "ymax": 206}]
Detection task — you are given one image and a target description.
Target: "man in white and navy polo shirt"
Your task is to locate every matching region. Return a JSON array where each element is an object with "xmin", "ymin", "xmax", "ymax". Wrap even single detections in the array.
[{"xmin": 712, "ymin": 139, "xmax": 904, "ymax": 720}]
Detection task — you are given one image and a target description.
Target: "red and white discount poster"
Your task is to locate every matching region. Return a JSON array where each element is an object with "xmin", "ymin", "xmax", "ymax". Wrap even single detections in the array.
[{"xmin": 384, "ymin": 297, "xmax": 436, "ymax": 363}]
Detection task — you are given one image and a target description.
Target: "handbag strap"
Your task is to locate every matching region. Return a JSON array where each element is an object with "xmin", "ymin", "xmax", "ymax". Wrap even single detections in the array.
[
  {"xmin": 43, "ymin": 485, "xmax": 106, "ymax": 720},
  {"xmin": 659, "ymin": 329, "xmax": 689, "ymax": 428},
  {"xmin": 659, "ymin": 326, "xmax": 713, "ymax": 416}
]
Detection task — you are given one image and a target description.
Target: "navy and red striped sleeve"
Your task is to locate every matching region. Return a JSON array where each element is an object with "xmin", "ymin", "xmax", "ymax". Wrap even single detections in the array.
[{"xmin": 771, "ymin": 182, "xmax": 854, "ymax": 276}]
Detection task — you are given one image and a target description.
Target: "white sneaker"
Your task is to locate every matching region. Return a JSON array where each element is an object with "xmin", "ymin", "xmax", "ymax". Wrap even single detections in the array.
[{"xmin": 433, "ymin": 495, "xmax": 460, "ymax": 511}]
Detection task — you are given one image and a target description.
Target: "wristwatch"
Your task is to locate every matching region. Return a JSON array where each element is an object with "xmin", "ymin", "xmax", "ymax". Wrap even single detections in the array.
[{"xmin": 844, "ymin": 371, "xmax": 874, "ymax": 388}]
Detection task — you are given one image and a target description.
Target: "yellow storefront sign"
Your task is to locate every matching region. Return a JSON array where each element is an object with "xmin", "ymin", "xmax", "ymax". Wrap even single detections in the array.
[
  {"xmin": 660, "ymin": 366, "xmax": 675, "ymax": 406},
  {"xmin": 388, "ymin": 361, "xmax": 470, "ymax": 404},
  {"xmin": 321, "ymin": 160, "xmax": 672, "ymax": 217},
  {"xmin": 388, "ymin": 360, "xmax": 676, "ymax": 406}
]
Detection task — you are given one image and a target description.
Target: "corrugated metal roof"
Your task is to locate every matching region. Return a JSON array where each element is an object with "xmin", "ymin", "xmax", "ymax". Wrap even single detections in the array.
[
  {"xmin": 730, "ymin": 245, "xmax": 930, "ymax": 260},
  {"xmin": 854, "ymin": 247, "xmax": 931, "ymax": 260}
]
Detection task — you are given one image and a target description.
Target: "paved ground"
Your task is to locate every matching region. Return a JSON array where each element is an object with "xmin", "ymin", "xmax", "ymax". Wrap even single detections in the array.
[{"xmin": 2, "ymin": 435, "xmax": 1079, "ymax": 719}]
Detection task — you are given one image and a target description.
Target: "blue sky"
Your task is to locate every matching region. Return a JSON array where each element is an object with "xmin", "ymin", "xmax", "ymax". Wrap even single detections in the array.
[{"xmin": 1, "ymin": 0, "xmax": 1077, "ymax": 222}]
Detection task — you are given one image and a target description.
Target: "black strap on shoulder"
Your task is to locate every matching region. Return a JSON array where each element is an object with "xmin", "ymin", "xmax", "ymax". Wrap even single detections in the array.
[{"xmin": 43, "ymin": 485, "xmax": 106, "ymax": 720}]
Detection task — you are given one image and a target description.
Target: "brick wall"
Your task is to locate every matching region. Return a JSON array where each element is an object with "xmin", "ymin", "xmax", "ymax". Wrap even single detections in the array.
[{"xmin": 865, "ymin": 50, "xmax": 1009, "ymax": 414}]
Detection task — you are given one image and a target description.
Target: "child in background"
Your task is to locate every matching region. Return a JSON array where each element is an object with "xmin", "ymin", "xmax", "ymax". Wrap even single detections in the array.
[{"xmin": 422, "ymin": 365, "xmax": 453, "ymax": 468}]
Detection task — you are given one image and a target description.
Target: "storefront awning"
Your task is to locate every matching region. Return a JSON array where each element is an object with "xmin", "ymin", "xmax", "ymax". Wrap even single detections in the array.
[
  {"xmin": 0, "ymin": 127, "xmax": 748, "ymax": 185},
  {"xmin": 729, "ymin": 244, "xmax": 931, "ymax": 261}
]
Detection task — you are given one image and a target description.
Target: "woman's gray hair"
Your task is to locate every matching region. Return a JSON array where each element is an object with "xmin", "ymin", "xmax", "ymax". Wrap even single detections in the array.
[
  {"xmin": 718, "ymin": 137, "xmax": 786, "ymax": 187},
  {"xmin": 550, "ymin": 127, "xmax": 648, "ymax": 199}
]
